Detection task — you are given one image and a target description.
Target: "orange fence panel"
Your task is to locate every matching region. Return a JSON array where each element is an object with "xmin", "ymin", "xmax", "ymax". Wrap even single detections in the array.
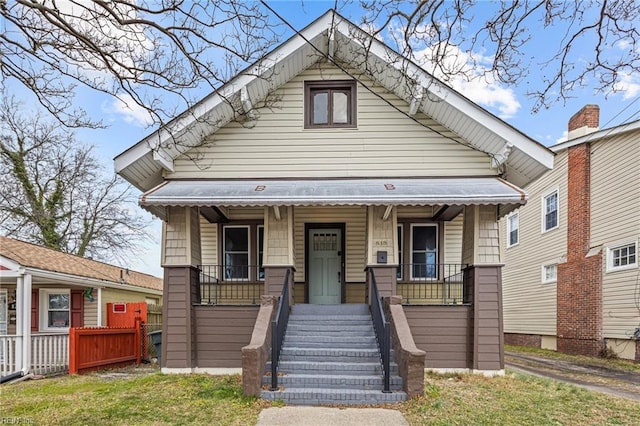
[
  {"xmin": 107, "ymin": 302, "xmax": 147, "ymax": 328},
  {"xmin": 69, "ymin": 319, "xmax": 141, "ymax": 374}
]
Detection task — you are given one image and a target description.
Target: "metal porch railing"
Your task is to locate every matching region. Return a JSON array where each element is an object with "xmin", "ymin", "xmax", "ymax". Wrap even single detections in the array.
[
  {"xmin": 368, "ymin": 269, "xmax": 391, "ymax": 393},
  {"xmin": 396, "ymin": 263, "xmax": 469, "ymax": 305},
  {"xmin": 270, "ymin": 269, "xmax": 291, "ymax": 391},
  {"xmin": 197, "ymin": 264, "xmax": 263, "ymax": 305}
]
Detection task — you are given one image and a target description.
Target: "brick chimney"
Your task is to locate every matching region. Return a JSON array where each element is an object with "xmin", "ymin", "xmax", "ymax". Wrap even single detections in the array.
[
  {"xmin": 567, "ymin": 104, "xmax": 599, "ymax": 139},
  {"xmin": 556, "ymin": 104, "xmax": 604, "ymax": 357}
]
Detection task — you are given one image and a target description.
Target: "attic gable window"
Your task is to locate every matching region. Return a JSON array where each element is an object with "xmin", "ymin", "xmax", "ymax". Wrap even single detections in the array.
[{"xmin": 305, "ymin": 80, "xmax": 357, "ymax": 128}]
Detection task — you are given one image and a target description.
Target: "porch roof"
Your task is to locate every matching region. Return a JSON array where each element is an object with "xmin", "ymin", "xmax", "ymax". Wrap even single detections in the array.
[{"xmin": 140, "ymin": 177, "xmax": 525, "ymax": 219}]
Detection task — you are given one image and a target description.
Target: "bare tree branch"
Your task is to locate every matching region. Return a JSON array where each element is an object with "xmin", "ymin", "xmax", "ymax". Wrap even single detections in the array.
[{"xmin": 0, "ymin": 97, "xmax": 151, "ymax": 263}]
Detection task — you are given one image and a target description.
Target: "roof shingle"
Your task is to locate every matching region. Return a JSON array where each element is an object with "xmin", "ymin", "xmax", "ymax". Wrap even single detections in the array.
[{"xmin": 0, "ymin": 236, "xmax": 162, "ymax": 291}]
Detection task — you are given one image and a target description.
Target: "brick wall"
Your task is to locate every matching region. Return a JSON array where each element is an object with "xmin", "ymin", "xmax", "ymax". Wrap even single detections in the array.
[
  {"xmin": 504, "ymin": 333, "xmax": 541, "ymax": 348},
  {"xmin": 556, "ymin": 143, "xmax": 604, "ymax": 357},
  {"xmin": 568, "ymin": 105, "xmax": 599, "ymax": 132}
]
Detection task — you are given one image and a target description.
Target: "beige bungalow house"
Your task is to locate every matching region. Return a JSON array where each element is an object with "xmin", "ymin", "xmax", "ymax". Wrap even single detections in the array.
[
  {"xmin": 501, "ymin": 106, "xmax": 640, "ymax": 361},
  {"xmin": 0, "ymin": 236, "xmax": 163, "ymax": 377},
  {"xmin": 115, "ymin": 10, "xmax": 553, "ymax": 404}
]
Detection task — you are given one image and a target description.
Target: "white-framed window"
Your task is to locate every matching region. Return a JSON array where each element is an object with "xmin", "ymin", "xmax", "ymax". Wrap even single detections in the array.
[
  {"xmin": 396, "ymin": 224, "xmax": 403, "ymax": 280},
  {"xmin": 257, "ymin": 225, "xmax": 265, "ymax": 281},
  {"xmin": 223, "ymin": 226, "xmax": 250, "ymax": 280},
  {"xmin": 606, "ymin": 241, "xmax": 637, "ymax": 272},
  {"xmin": 39, "ymin": 289, "xmax": 70, "ymax": 331},
  {"xmin": 507, "ymin": 212, "xmax": 519, "ymax": 247},
  {"xmin": 410, "ymin": 224, "xmax": 438, "ymax": 280},
  {"xmin": 542, "ymin": 264, "xmax": 557, "ymax": 283},
  {"xmin": 542, "ymin": 189, "xmax": 559, "ymax": 232}
]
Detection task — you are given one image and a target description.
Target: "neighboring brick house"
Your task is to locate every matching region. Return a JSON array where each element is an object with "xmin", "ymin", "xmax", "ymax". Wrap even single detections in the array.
[
  {"xmin": 0, "ymin": 236, "xmax": 163, "ymax": 376},
  {"xmin": 501, "ymin": 105, "xmax": 640, "ymax": 361}
]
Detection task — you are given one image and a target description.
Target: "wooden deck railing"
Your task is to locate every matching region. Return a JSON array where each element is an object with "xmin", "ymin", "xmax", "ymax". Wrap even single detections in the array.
[
  {"xmin": 1, "ymin": 334, "xmax": 69, "ymax": 377},
  {"xmin": 31, "ymin": 334, "xmax": 69, "ymax": 375},
  {"xmin": 0, "ymin": 335, "xmax": 18, "ymax": 377}
]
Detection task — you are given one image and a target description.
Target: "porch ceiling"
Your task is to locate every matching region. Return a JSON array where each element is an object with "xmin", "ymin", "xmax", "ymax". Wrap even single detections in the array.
[{"xmin": 140, "ymin": 177, "xmax": 526, "ymax": 219}]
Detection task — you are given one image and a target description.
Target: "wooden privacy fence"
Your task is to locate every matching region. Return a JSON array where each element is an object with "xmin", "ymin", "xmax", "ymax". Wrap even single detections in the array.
[{"xmin": 69, "ymin": 321, "xmax": 141, "ymax": 374}]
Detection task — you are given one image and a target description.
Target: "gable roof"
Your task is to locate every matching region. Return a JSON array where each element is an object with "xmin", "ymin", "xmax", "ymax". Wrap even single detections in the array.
[
  {"xmin": 551, "ymin": 118, "xmax": 640, "ymax": 153},
  {"xmin": 115, "ymin": 9, "xmax": 553, "ymax": 191},
  {"xmin": 0, "ymin": 236, "xmax": 162, "ymax": 292}
]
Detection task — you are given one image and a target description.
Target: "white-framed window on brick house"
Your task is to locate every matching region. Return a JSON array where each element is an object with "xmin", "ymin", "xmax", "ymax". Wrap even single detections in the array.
[
  {"xmin": 223, "ymin": 226, "xmax": 250, "ymax": 280},
  {"xmin": 542, "ymin": 189, "xmax": 559, "ymax": 233},
  {"xmin": 39, "ymin": 289, "xmax": 70, "ymax": 331},
  {"xmin": 606, "ymin": 241, "xmax": 637, "ymax": 272},
  {"xmin": 507, "ymin": 212, "xmax": 519, "ymax": 247},
  {"xmin": 542, "ymin": 264, "xmax": 557, "ymax": 283}
]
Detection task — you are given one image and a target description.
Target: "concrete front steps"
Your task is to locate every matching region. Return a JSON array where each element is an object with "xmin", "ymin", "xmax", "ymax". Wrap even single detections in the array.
[{"xmin": 261, "ymin": 303, "xmax": 406, "ymax": 405}]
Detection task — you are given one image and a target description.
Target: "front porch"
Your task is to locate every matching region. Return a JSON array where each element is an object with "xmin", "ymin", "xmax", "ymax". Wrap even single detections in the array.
[{"xmin": 157, "ymin": 198, "xmax": 507, "ymax": 398}]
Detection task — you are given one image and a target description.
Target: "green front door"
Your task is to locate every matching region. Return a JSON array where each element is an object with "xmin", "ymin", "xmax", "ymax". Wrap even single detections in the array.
[{"xmin": 308, "ymin": 228, "xmax": 342, "ymax": 304}]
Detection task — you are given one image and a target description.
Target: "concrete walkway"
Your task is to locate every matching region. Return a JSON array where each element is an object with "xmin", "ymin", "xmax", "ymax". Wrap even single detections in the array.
[{"xmin": 256, "ymin": 407, "xmax": 409, "ymax": 426}]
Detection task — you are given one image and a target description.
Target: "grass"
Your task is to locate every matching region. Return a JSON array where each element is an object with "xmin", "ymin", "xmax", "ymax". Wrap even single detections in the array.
[
  {"xmin": 2, "ymin": 367, "xmax": 638, "ymax": 425},
  {"xmin": 506, "ymin": 344, "xmax": 640, "ymax": 374},
  {"xmin": 400, "ymin": 371, "xmax": 640, "ymax": 425}
]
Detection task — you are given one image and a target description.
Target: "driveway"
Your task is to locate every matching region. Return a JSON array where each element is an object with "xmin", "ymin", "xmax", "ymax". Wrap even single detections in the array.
[{"xmin": 505, "ymin": 351, "xmax": 640, "ymax": 401}]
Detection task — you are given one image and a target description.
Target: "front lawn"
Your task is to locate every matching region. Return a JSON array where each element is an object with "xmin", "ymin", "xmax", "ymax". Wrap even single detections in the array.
[{"xmin": 2, "ymin": 368, "xmax": 638, "ymax": 425}]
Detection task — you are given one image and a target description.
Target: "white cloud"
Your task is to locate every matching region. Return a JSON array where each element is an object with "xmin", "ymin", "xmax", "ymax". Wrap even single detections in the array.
[
  {"xmin": 105, "ymin": 94, "xmax": 154, "ymax": 127},
  {"xmin": 612, "ymin": 71, "xmax": 640, "ymax": 100},
  {"xmin": 411, "ymin": 43, "xmax": 521, "ymax": 119}
]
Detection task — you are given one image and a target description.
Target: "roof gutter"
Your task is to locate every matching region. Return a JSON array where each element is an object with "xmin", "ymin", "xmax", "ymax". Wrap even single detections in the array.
[{"xmin": 17, "ymin": 267, "xmax": 163, "ymax": 295}]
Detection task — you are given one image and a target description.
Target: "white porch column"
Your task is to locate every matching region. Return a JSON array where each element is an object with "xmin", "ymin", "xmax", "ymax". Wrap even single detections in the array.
[
  {"xmin": 97, "ymin": 288, "xmax": 103, "ymax": 326},
  {"xmin": 21, "ymin": 274, "xmax": 31, "ymax": 374},
  {"xmin": 15, "ymin": 275, "xmax": 24, "ymax": 373}
]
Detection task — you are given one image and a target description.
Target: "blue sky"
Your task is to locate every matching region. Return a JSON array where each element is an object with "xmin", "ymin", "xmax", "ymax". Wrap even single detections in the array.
[{"xmin": 5, "ymin": 1, "xmax": 639, "ymax": 277}]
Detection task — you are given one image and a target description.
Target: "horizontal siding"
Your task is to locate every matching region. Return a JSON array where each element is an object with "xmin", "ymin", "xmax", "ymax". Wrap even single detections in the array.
[
  {"xmin": 83, "ymin": 288, "xmax": 98, "ymax": 327},
  {"xmin": 590, "ymin": 132, "xmax": 640, "ymax": 245},
  {"xmin": 170, "ymin": 62, "xmax": 493, "ymax": 179},
  {"xmin": 200, "ymin": 216, "xmax": 218, "ymax": 265},
  {"xmin": 194, "ymin": 306, "xmax": 259, "ymax": 368},
  {"xmin": 444, "ymin": 214, "xmax": 464, "ymax": 264},
  {"xmin": 590, "ymin": 133, "xmax": 640, "ymax": 339},
  {"xmin": 602, "ymin": 267, "xmax": 639, "ymax": 339},
  {"xmin": 405, "ymin": 305, "xmax": 471, "ymax": 369},
  {"xmin": 500, "ymin": 151, "xmax": 568, "ymax": 335}
]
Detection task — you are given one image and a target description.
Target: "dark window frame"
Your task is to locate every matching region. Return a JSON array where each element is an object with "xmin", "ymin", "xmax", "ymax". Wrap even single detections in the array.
[{"xmin": 304, "ymin": 80, "xmax": 357, "ymax": 129}]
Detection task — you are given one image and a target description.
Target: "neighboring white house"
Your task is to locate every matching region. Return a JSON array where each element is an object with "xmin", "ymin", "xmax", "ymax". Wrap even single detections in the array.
[
  {"xmin": 0, "ymin": 236, "xmax": 163, "ymax": 377},
  {"xmin": 501, "ymin": 105, "xmax": 640, "ymax": 361}
]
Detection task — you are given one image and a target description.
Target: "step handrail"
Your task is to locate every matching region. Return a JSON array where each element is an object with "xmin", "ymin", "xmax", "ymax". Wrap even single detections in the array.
[
  {"xmin": 270, "ymin": 268, "xmax": 291, "ymax": 391},
  {"xmin": 369, "ymin": 269, "xmax": 391, "ymax": 393}
]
